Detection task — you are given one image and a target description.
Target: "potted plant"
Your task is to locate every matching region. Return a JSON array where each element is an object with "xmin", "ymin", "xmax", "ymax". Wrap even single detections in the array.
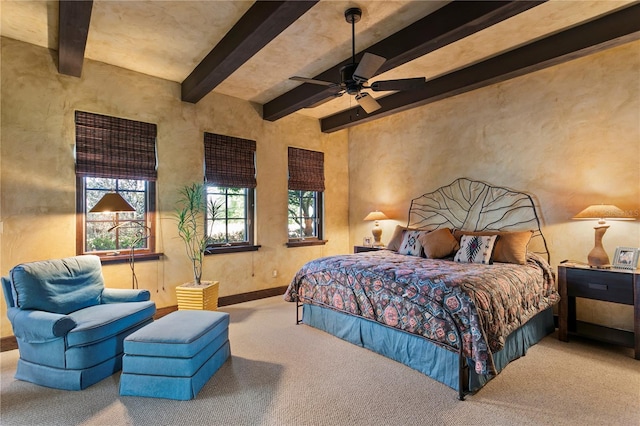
[{"xmin": 174, "ymin": 183, "xmax": 222, "ymax": 310}]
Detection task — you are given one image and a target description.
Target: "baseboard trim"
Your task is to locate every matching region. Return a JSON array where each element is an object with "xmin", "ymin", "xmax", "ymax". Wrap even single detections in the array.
[
  {"xmin": 219, "ymin": 285, "xmax": 288, "ymax": 307},
  {"xmin": 1, "ymin": 285, "xmax": 289, "ymax": 352},
  {"xmin": 0, "ymin": 336, "xmax": 18, "ymax": 352}
]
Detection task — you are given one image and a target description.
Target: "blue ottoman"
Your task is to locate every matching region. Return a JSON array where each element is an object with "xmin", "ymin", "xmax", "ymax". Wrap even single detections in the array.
[{"xmin": 119, "ymin": 310, "xmax": 230, "ymax": 400}]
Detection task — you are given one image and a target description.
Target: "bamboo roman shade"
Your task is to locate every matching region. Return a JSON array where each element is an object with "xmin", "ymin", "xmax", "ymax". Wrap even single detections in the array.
[
  {"xmin": 204, "ymin": 133, "xmax": 256, "ymax": 188},
  {"xmin": 75, "ymin": 111, "xmax": 157, "ymax": 181},
  {"xmin": 288, "ymin": 147, "xmax": 325, "ymax": 192}
]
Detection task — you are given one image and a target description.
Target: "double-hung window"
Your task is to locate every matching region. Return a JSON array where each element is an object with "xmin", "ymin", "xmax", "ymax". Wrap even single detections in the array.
[
  {"xmin": 75, "ymin": 111, "xmax": 157, "ymax": 259},
  {"xmin": 287, "ymin": 147, "xmax": 325, "ymax": 246},
  {"xmin": 203, "ymin": 132, "xmax": 258, "ymax": 253}
]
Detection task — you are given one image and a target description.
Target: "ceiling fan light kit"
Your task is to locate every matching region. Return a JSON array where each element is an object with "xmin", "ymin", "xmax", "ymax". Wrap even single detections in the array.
[{"xmin": 291, "ymin": 7, "xmax": 425, "ymax": 115}]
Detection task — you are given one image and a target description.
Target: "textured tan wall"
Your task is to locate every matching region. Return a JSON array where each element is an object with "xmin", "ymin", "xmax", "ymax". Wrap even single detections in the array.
[
  {"xmin": 1, "ymin": 36, "xmax": 638, "ymax": 338},
  {"xmin": 0, "ymin": 37, "xmax": 349, "ymax": 337},
  {"xmin": 349, "ymin": 41, "xmax": 640, "ymax": 331}
]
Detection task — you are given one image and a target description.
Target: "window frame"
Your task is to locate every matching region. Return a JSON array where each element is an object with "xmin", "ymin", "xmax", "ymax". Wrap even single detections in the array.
[
  {"xmin": 204, "ymin": 185, "xmax": 258, "ymax": 254},
  {"xmin": 76, "ymin": 176, "xmax": 159, "ymax": 262}
]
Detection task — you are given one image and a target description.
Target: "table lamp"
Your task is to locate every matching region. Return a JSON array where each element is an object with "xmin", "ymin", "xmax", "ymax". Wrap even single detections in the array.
[
  {"xmin": 363, "ymin": 210, "xmax": 389, "ymax": 246},
  {"xmin": 572, "ymin": 204, "xmax": 635, "ymax": 268}
]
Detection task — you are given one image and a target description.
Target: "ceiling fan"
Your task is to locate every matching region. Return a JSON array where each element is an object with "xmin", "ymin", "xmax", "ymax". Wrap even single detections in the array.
[{"xmin": 290, "ymin": 7, "xmax": 426, "ymax": 114}]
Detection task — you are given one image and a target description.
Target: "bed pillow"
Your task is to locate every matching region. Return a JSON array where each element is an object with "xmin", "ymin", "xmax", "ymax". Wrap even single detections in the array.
[
  {"xmin": 418, "ymin": 228, "xmax": 459, "ymax": 259},
  {"xmin": 453, "ymin": 230, "xmax": 533, "ymax": 264},
  {"xmin": 454, "ymin": 235, "xmax": 497, "ymax": 264},
  {"xmin": 387, "ymin": 225, "xmax": 408, "ymax": 251},
  {"xmin": 398, "ymin": 230, "xmax": 423, "ymax": 256}
]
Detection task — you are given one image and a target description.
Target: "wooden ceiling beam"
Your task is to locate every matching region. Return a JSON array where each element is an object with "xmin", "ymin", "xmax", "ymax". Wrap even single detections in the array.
[
  {"xmin": 181, "ymin": 0, "xmax": 318, "ymax": 104},
  {"xmin": 263, "ymin": 1, "xmax": 546, "ymax": 122},
  {"xmin": 320, "ymin": 4, "xmax": 640, "ymax": 133},
  {"xmin": 58, "ymin": 0, "xmax": 93, "ymax": 77}
]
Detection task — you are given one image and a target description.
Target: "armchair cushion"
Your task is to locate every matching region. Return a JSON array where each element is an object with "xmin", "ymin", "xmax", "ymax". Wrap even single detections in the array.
[
  {"xmin": 10, "ymin": 255, "xmax": 104, "ymax": 314},
  {"xmin": 66, "ymin": 301, "xmax": 156, "ymax": 348},
  {"xmin": 7, "ymin": 307, "xmax": 77, "ymax": 342}
]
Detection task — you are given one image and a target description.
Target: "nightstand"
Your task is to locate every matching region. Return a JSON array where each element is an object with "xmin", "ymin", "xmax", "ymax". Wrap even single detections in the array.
[
  {"xmin": 558, "ymin": 264, "xmax": 639, "ymax": 359},
  {"xmin": 354, "ymin": 245, "xmax": 383, "ymax": 253}
]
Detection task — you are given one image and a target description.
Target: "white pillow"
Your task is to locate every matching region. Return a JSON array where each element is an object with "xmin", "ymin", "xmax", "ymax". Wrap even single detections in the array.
[
  {"xmin": 398, "ymin": 230, "xmax": 423, "ymax": 256},
  {"xmin": 454, "ymin": 235, "xmax": 497, "ymax": 264}
]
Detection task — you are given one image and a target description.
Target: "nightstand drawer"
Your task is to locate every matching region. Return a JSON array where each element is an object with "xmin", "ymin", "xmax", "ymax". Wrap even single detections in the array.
[
  {"xmin": 566, "ymin": 269, "xmax": 633, "ymax": 304},
  {"xmin": 354, "ymin": 246, "xmax": 383, "ymax": 253}
]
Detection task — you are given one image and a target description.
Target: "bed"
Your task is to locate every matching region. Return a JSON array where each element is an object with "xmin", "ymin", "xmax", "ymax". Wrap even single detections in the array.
[{"xmin": 284, "ymin": 178, "xmax": 560, "ymax": 399}]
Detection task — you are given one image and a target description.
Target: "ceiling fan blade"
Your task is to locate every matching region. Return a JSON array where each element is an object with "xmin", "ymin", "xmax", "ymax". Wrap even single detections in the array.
[
  {"xmin": 290, "ymin": 76, "xmax": 337, "ymax": 87},
  {"xmin": 370, "ymin": 77, "xmax": 426, "ymax": 92},
  {"xmin": 304, "ymin": 92, "xmax": 344, "ymax": 109},
  {"xmin": 355, "ymin": 92, "xmax": 381, "ymax": 113},
  {"xmin": 353, "ymin": 53, "xmax": 386, "ymax": 83}
]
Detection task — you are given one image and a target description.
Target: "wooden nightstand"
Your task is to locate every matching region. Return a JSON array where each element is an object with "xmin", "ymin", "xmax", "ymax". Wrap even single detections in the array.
[
  {"xmin": 558, "ymin": 264, "xmax": 639, "ymax": 359},
  {"xmin": 354, "ymin": 245, "xmax": 384, "ymax": 253}
]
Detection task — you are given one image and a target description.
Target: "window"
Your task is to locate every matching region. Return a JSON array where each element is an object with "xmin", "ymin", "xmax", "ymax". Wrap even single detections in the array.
[
  {"xmin": 206, "ymin": 186, "xmax": 253, "ymax": 246},
  {"xmin": 75, "ymin": 111, "xmax": 157, "ymax": 259},
  {"xmin": 203, "ymin": 133, "xmax": 258, "ymax": 253},
  {"xmin": 288, "ymin": 190, "xmax": 322, "ymax": 239},
  {"xmin": 82, "ymin": 177, "xmax": 155, "ymax": 253},
  {"xmin": 287, "ymin": 147, "xmax": 325, "ymax": 246}
]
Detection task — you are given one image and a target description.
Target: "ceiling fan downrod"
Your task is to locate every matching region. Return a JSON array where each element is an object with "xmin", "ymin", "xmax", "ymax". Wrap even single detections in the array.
[
  {"xmin": 343, "ymin": 8, "xmax": 363, "ymax": 94},
  {"xmin": 344, "ymin": 8, "xmax": 361, "ymax": 66}
]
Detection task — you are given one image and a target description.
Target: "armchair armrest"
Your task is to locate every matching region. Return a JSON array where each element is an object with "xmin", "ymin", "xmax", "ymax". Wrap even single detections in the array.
[
  {"xmin": 101, "ymin": 288, "xmax": 150, "ymax": 304},
  {"xmin": 7, "ymin": 307, "xmax": 76, "ymax": 343}
]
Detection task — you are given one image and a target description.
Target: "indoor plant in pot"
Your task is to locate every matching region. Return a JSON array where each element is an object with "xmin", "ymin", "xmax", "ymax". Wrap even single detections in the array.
[{"xmin": 174, "ymin": 182, "xmax": 222, "ymax": 310}]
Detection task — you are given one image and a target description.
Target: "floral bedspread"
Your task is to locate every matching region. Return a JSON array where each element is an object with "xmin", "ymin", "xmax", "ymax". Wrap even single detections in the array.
[{"xmin": 284, "ymin": 250, "xmax": 559, "ymax": 375}]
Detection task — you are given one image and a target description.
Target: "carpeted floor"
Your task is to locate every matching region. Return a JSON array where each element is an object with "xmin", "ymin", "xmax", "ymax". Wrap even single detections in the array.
[{"xmin": 1, "ymin": 296, "xmax": 639, "ymax": 425}]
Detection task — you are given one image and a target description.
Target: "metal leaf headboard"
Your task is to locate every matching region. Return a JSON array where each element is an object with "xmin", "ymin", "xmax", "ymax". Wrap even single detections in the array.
[{"xmin": 407, "ymin": 178, "xmax": 550, "ymax": 262}]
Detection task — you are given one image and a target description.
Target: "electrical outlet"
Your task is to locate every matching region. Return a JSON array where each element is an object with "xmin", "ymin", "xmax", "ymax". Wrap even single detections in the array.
[{"xmin": 272, "ymin": 269, "xmax": 278, "ymax": 278}]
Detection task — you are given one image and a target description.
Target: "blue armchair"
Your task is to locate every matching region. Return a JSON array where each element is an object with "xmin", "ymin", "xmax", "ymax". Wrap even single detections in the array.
[{"xmin": 1, "ymin": 255, "xmax": 156, "ymax": 390}]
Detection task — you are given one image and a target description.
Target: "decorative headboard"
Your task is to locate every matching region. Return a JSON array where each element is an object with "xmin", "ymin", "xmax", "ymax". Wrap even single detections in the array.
[{"xmin": 407, "ymin": 178, "xmax": 550, "ymax": 262}]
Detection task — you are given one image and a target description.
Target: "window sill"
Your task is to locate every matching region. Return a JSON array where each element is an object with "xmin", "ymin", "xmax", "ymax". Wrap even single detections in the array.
[
  {"xmin": 286, "ymin": 240, "xmax": 328, "ymax": 248},
  {"xmin": 205, "ymin": 245, "xmax": 261, "ymax": 255},
  {"xmin": 95, "ymin": 252, "xmax": 163, "ymax": 264}
]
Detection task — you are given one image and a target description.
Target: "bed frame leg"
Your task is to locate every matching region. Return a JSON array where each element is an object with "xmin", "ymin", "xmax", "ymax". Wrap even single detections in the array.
[
  {"xmin": 296, "ymin": 297, "xmax": 302, "ymax": 325},
  {"xmin": 458, "ymin": 352, "xmax": 467, "ymax": 401}
]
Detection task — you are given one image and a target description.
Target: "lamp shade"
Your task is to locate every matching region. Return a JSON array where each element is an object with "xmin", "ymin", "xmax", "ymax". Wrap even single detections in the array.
[
  {"xmin": 89, "ymin": 193, "xmax": 135, "ymax": 213},
  {"xmin": 572, "ymin": 204, "xmax": 634, "ymax": 223},
  {"xmin": 363, "ymin": 211, "xmax": 389, "ymax": 221}
]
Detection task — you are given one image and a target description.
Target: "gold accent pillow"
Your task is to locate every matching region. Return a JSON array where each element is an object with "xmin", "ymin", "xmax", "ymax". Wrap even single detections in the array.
[{"xmin": 418, "ymin": 228, "xmax": 459, "ymax": 259}]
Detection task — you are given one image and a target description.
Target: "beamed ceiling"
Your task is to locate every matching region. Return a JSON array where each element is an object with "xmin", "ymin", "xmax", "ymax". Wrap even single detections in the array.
[{"xmin": 2, "ymin": 1, "xmax": 639, "ymax": 133}]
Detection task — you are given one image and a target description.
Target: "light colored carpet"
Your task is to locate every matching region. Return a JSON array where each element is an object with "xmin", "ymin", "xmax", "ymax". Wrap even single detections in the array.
[{"xmin": 1, "ymin": 296, "xmax": 639, "ymax": 425}]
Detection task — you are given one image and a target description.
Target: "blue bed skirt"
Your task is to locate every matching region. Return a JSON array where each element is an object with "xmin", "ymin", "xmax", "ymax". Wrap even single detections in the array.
[{"xmin": 302, "ymin": 304, "xmax": 555, "ymax": 394}]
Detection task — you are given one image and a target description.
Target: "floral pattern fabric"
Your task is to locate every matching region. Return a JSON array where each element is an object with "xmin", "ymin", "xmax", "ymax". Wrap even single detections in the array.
[{"xmin": 284, "ymin": 250, "xmax": 559, "ymax": 375}]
